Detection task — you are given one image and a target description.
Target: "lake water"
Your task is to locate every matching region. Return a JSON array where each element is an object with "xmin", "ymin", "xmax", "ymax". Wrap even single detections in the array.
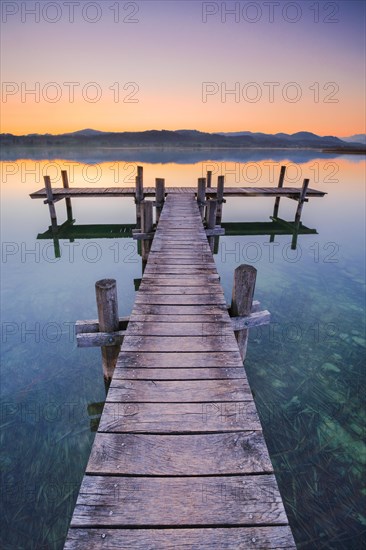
[{"xmin": 1, "ymin": 150, "xmax": 365, "ymax": 549}]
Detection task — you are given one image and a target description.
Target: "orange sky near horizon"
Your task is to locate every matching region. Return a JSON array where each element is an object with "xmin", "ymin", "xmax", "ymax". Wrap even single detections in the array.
[{"xmin": 1, "ymin": 1, "xmax": 365, "ymax": 137}]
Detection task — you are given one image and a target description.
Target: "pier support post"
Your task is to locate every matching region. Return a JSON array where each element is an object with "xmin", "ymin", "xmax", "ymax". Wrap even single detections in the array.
[
  {"xmin": 231, "ymin": 265, "xmax": 257, "ymax": 361},
  {"xmin": 292, "ymin": 178, "xmax": 309, "ymax": 249},
  {"xmin": 294, "ymin": 178, "xmax": 310, "ymax": 226},
  {"xmin": 207, "ymin": 199, "xmax": 218, "ymax": 253},
  {"xmin": 155, "ymin": 178, "xmax": 165, "ymax": 223},
  {"xmin": 44, "ymin": 175, "xmax": 60, "ymax": 257},
  {"xmin": 95, "ymin": 279, "xmax": 120, "ymax": 382},
  {"xmin": 61, "ymin": 170, "xmax": 73, "ymax": 222},
  {"xmin": 197, "ymin": 177, "xmax": 206, "ymax": 219},
  {"xmin": 141, "ymin": 201, "xmax": 154, "ymax": 261},
  {"xmin": 206, "ymin": 170, "xmax": 212, "ymax": 188},
  {"xmin": 272, "ymin": 165, "xmax": 286, "ymax": 220},
  {"xmin": 135, "ymin": 166, "xmax": 144, "ymax": 229},
  {"xmin": 207, "ymin": 199, "xmax": 217, "ymax": 230},
  {"xmin": 216, "ymin": 175, "xmax": 225, "ymax": 225},
  {"xmin": 44, "ymin": 175, "xmax": 58, "ymax": 229}
]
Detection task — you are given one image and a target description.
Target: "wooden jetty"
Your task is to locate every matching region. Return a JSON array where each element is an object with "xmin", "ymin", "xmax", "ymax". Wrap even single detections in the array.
[
  {"xmin": 30, "ymin": 166, "xmax": 325, "ymax": 258},
  {"xmin": 64, "ymin": 193, "xmax": 296, "ymax": 549},
  {"xmin": 31, "ymin": 184, "xmax": 325, "ymax": 200}
]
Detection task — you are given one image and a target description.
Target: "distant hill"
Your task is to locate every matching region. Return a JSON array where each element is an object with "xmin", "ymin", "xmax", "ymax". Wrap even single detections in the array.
[
  {"xmin": 63, "ymin": 128, "xmax": 106, "ymax": 136},
  {"xmin": 1, "ymin": 129, "xmax": 364, "ymax": 150},
  {"xmin": 341, "ymin": 134, "xmax": 366, "ymax": 144}
]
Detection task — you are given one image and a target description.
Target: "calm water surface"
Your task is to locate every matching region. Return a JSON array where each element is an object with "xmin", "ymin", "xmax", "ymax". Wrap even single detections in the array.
[{"xmin": 0, "ymin": 151, "xmax": 365, "ymax": 549}]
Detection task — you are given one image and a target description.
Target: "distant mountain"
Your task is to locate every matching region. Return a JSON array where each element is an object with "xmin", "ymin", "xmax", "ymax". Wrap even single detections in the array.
[
  {"xmin": 1, "ymin": 129, "xmax": 364, "ymax": 150},
  {"xmin": 62, "ymin": 128, "xmax": 107, "ymax": 136},
  {"xmin": 341, "ymin": 134, "xmax": 366, "ymax": 144}
]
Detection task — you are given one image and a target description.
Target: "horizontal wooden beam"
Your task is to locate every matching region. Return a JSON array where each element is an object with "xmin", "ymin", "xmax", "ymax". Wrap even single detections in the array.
[
  {"xmin": 230, "ymin": 310, "xmax": 270, "ymax": 330},
  {"xmin": 132, "ymin": 232, "xmax": 155, "ymax": 240},
  {"xmin": 76, "ymin": 330, "xmax": 126, "ymax": 348},
  {"xmin": 75, "ymin": 317, "xmax": 129, "ymax": 335},
  {"xmin": 205, "ymin": 227, "xmax": 225, "ymax": 236}
]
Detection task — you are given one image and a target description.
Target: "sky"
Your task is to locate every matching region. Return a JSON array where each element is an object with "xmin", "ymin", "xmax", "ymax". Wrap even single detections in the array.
[{"xmin": 0, "ymin": 0, "xmax": 365, "ymax": 136}]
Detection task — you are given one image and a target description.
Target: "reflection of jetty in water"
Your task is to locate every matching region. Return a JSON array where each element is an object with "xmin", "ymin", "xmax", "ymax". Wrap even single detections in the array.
[{"xmin": 31, "ymin": 165, "xmax": 324, "ymax": 259}]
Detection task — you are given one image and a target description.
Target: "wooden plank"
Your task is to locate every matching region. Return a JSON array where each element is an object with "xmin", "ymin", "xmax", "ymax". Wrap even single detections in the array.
[
  {"xmin": 126, "ymin": 321, "xmax": 232, "ymax": 336},
  {"xmin": 30, "ymin": 185, "xmax": 326, "ymax": 199},
  {"xmin": 65, "ymin": 526, "xmax": 296, "ymax": 549},
  {"xmin": 75, "ymin": 317, "xmax": 129, "ymax": 334},
  {"xmin": 86, "ymin": 431, "xmax": 273, "ymax": 475},
  {"xmin": 134, "ymin": 295, "xmax": 227, "ymax": 306},
  {"xmin": 98, "ymin": 401, "xmax": 261, "ymax": 433},
  {"xmin": 130, "ymin": 304, "xmax": 228, "ymax": 315},
  {"xmin": 120, "ymin": 335, "xmax": 239, "ymax": 352},
  {"xmin": 129, "ymin": 314, "xmax": 229, "ymax": 324},
  {"xmin": 77, "ymin": 330, "xmax": 125, "ymax": 348},
  {"xmin": 137, "ymin": 286, "xmax": 223, "ymax": 295},
  {"xmin": 116, "ymin": 351, "xmax": 243, "ymax": 368},
  {"xmin": 70, "ymin": 474, "xmax": 287, "ymax": 526},
  {"xmin": 143, "ymin": 266, "xmax": 218, "ymax": 274},
  {"xmin": 140, "ymin": 276, "xmax": 220, "ymax": 285},
  {"xmin": 112, "ymin": 367, "xmax": 246, "ymax": 380},
  {"xmin": 107, "ymin": 379, "xmax": 251, "ymax": 402}
]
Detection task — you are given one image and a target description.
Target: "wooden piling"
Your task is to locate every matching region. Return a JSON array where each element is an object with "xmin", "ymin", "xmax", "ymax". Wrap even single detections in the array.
[
  {"xmin": 141, "ymin": 201, "xmax": 154, "ymax": 261},
  {"xmin": 206, "ymin": 199, "xmax": 217, "ymax": 253},
  {"xmin": 272, "ymin": 166, "xmax": 286, "ymax": 219},
  {"xmin": 155, "ymin": 178, "xmax": 165, "ymax": 223},
  {"xmin": 206, "ymin": 170, "xmax": 212, "ymax": 188},
  {"xmin": 294, "ymin": 178, "xmax": 310, "ymax": 226},
  {"xmin": 197, "ymin": 177, "xmax": 206, "ymax": 219},
  {"xmin": 136, "ymin": 166, "xmax": 144, "ymax": 201},
  {"xmin": 61, "ymin": 170, "xmax": 73, "ymax": 222},
  {"xmin": 216, "ymin": 175, "xmax": 225, "ymax": 225},
  {"xmin": 207, "ymin": 200, "xmax": 218, "ymax": 230},
  {"xmin": 95, "ymin": 279, "xmax": 120, "ymax": 381},
  {"xmin": 44, "ymin": 176, "xmax": 58, "ymax": 229},
  {"xmin": 231, "ymin": 265, "xmax": 257, "ymax": 361},
  {"xmin": 135, "ymin": 166, "xmax": 144, "ymax": 229}
]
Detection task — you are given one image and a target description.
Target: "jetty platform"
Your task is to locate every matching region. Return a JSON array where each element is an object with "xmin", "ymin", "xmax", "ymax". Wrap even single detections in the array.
[{"xmin": 64, "ymin": 193, "xmax": 296, "ymax": 549}]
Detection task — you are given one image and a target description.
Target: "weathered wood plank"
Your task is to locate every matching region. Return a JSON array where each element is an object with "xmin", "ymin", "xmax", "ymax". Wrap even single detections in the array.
[
  {"xmin": 64, "ymin": 526, "xmax": 296, "ymax": 549},
  {"xmin": 129, "ymin": 314, "xmax": 228, "ymax": 324},
  {"xmin": 107, "ymin": 379, "xmax": 251, "ymax": 402},
  {"xmin": 112, "ymin": 367, "xmax": 246, "ymax": 380},
  {"xmin": 86, "ymin": 432, "xmax": 273, "ymax": 475},
  {"xmin": 116, "ymin": 351, "xmax": 243, "ymax": 368},
  {"xmin": 70, "ymin": 475, "xmax": 287, "ymax": 526},
  {"xmin": 130, "ymin": 304, "xmax": 228, "ymax": 315},
  {"xmin": 30, "ymin": 185, "xmax": 326, "ymax": 199},
  {"xmin": 126, "ymin": 321, "xmax": 232, "ymax": 336},
  {"xmin": 77, "ymin": 330, "xmax": 126, "ymax": 348},
  {"xmin": 75, "ymin": 317, "xmax": 129, "ymax": 334},
  {"xmin": 134, "ymin": 295, "xmax": 227, "ymax": 306},
  {"xmin": 98, "ymin": 401, "xmax": 261, "ymax": 432},
  {"xmin": 121, "ymin": 335, "xmax": 239, "ymax": 352},
  {"xmin": 138, "ymin": 285, "xmax": 223, "ymax": 295}
]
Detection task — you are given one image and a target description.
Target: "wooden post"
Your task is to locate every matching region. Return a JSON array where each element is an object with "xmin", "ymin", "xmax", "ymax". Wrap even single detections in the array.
[
  {"xmin": 206, "ymin": 170, "xmax": 212, "ymax": 188},
  {"xmin": 216, "ymin": 175, "xmax": 225, "ymax": 225},
  {"xmin": 206, "ymin": 199, "xmax": 217, "ymax": 253},
  {"xmin": 61, "ymin": 170, "xmax": 73, "ymax": 222},
  {"xmin": 155, "ymin": 178, "xmax": 165, "ymax": 223},
  {"xmin": 294, "ymin": 178, "xmax": 310, "ymax": 226},
  {"xmin": 44, "ymin": 175, "xmax": 58, "ymax": 229},
  {"xmin": 231, "ymin": 265, "xmax": 257, "ymax": 361},
  {"xmin": 272, "ymin": 165, "xmax": 286, "ymax": 219},
  {"xmin": 141, "ymin": 201, "xmax": 153, "ymax": 261},
  {"xmin": 135, "ymin": 166, "xmax": 144, "ymax": 229},
  {"xmin": 197, "ymin": 177, "xmax": 206, "ymax": 219},
  {"xmin": 95, "ymin": 279, "xmax": 120, "ymax": 382},
  {"xmin": 206, "ymin": 199, "xmax": 217, "ymax": 229},
  {"xmin": 136, "ymin": 165, "xmax": 144, "ymax": 201}
]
